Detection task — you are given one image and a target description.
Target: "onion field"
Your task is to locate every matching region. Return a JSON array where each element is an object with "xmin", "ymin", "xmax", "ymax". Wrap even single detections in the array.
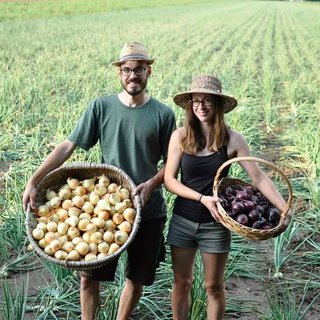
[{"xmin": 0, "ymin": 0, "xmax": 319, "ymax": 319}]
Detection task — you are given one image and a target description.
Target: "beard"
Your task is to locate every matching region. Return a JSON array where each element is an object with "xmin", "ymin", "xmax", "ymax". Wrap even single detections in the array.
[{"xmin": 121, "ymin": 78, "xmax": 147, "ymax": 96}]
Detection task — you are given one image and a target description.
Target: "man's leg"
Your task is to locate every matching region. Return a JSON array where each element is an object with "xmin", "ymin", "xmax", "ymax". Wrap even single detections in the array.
[
  {"xmin": 80, "ymin": 277, "xmax": 100, "ymax": 320},
  {"xmin": 116, "ymin": 278, "xmax": 143, "ymax": 320}
]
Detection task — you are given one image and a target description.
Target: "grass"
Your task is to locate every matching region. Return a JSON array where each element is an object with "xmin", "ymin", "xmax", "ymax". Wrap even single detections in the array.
[{"xmin": 0, "ymin": 0, "xmax": 320, "ymax": 319}]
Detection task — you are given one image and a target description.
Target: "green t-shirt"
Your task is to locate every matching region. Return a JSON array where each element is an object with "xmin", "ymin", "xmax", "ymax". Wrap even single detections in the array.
[{"xmin": 68, "ymin": 94, "xmax": 176, "ymax": 220}]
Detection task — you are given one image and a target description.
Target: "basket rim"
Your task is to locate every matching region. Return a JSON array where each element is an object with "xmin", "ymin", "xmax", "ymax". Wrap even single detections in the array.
[
  {"xmin": 212, "ymin": 157, "xmax": 293, "ymax": 240},
  {"xmin": 25, "ymin": 162, "xmax": 142, "ymax": 270}
]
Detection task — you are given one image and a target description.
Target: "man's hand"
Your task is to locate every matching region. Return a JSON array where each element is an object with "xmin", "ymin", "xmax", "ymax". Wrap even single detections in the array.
[
  {"xmin": 133, "ymin": 180, "xmax": 153, "ymax": 207},
  {"xmin": 23, "ymin": 183, "xmax": 37, "ymax": 211}
]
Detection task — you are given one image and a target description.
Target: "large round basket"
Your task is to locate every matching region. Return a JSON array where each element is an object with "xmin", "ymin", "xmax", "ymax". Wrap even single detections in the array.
[
  {"xmin": 213, "ymin": 157, "xmax": 293, "ymax": 240},
  {"xmin": 25, "ymin": 162, "xmax": 142, "ymax": 271}
]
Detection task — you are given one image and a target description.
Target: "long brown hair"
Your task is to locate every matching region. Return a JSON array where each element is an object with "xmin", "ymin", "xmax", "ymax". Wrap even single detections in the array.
[{"xmin": 180, "ymin": 95, "xmax": 230, "ymax": 154}]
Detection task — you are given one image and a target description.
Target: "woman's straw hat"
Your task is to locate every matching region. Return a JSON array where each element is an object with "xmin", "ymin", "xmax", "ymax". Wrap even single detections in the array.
[
  {"xmin": 112, "ymin": 42, "xmax": 155, "ymax": 66},
  {"xmin": 173, "ymin": 74, "xmax": 238, "ymax": 113}
]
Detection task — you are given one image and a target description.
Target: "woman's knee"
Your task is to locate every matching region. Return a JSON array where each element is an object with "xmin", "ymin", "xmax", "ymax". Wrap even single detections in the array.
[
  {"xmin": 174, "ymin": 277, "xmax": 193, "ymax": 293},
  {"xmin": 80, "ymin": 277, "xmax": 99, "ymax": 292}
]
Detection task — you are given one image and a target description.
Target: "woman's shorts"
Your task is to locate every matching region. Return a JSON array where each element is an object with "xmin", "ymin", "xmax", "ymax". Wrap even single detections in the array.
[{"xmin": 167, "ymin": 214, "xmax": 231, "ymax": 253}]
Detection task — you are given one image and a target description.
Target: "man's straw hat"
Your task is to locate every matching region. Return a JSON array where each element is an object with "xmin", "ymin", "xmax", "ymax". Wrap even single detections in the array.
[
  {"xmin": 173, "ymin": 74, "xmax": 238, "ymax": 113},
  {"xmin": 112, "ymin": 42, "xmax": 155, "ymax": 67}
]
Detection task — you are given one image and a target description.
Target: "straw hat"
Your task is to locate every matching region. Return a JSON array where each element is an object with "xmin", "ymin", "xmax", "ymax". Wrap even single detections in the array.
[
  {"xmin": 112, "ymin": 42, "xmax": 155, "ymax": 67},
  {"xmin": 173, "ymin": 74, "xmax": 238, "ymax": 113}
]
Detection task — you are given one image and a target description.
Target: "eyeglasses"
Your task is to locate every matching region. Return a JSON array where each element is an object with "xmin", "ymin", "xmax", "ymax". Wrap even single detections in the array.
[
  {"xmin": 119, "ymin": 67, "xmax": 147, "ymax": 77},
  {"xmin": 192, "ymin": 98, "xmax": 215, "ymax": 107}
]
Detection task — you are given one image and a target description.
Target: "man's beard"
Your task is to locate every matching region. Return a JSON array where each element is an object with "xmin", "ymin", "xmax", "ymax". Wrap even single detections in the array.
[{"xmin": 121, "ymin": 79, "xmax": 147, "ymax": 96}]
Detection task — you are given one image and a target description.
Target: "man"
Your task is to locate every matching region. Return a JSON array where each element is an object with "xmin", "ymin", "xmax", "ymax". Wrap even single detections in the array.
[{"xmin": 23, "ymin": 42, "xmax": 176, "ymax": 320}]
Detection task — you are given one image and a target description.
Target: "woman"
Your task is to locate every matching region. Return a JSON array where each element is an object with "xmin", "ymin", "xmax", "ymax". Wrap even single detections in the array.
[{"xmin": 164, "ymin": 74, "xmax": 290, "ymax": 320}]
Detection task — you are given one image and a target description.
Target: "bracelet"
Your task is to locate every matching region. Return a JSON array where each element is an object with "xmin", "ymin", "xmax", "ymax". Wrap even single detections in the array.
[{"xmin": 198, "ymin": 194, "xmax": 203, "ymax": 203}]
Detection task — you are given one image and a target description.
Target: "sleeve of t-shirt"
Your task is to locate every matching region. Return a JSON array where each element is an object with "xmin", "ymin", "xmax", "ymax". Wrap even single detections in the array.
[
  {"xmin": 68, "ymin": 98, "xmax": 100, "ymax": 151},
  {"xmin": 160, "ymin": 108, "xmax": 177, "ymax": 161}
]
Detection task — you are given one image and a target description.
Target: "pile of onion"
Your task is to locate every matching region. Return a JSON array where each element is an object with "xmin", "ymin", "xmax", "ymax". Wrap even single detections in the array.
[
  {"xmin": 31, "ymin": 174, "xmax": 136, "ymax": 262},
  {"xmin": 218, "ymin": 185, "xmax": 281, "ymax": 230}
]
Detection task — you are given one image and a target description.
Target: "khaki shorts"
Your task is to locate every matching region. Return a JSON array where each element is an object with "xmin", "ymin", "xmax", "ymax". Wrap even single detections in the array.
[
  {"xmin": 167, "ymin": 214, "xmax": 231, "ymax": 253},
  {"xmin": 79, "ymin": 217, "xmax": 166, "ymax": 285}
]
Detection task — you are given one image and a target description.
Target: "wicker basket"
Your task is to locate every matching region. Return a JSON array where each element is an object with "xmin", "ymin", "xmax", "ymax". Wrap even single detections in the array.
[
  {"xmin": 213, "ymin": 157, "xmax": 292, "ymax": 240},
  {"xmin": 25, "ymin": 162, "xmax": 141, "ymax": 270}
]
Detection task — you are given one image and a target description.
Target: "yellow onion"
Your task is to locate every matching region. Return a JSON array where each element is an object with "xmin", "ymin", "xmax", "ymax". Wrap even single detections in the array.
[
  {"xmin": 115, "ymin": 202, "xmax": 127, "ymax": 213},
  {"xmin": 38, "ymin": 238, "xmax": 48, "ymax": 249},
  {"xmin": 109, "ymin": 193, "xmax": 121, "ymax": 206},
  {"xmin": 72, "ymin": 236, "xmax": 83, "ymax": 246},
  {"xmin": 103, "ymin": 230, "xmax": 114, "ymax": 243},
  {"xmin": 98, "ymin": 175, "xmax": 110, "ymax": 187},
  {"xmin": 62, "ymin": 241, "xmax": 74, "ymax": 253},
  {"xmin": 57, "ymin": 222, "xmax": 69, "ymax": 235},
  {"xmin": 49, "ymin": 213, "xmax": 60, "ymax": 224},
  {"xmin": 82, "ymin": 232, "xmax": 91, "ymax": 243},
  {"xmin": 45, "ymin": 232, "xmax": 58, "ymax": 243},
  {"xmin": 32, "ymin": 228, "xmax": 44, "ymax": 240},
  {"xmin": 55, "ymin": 250, "xmax": 67, "ymax": 260},
  {"xmin": 67, "ymin": 227, "xmax": 80, "ymax": 239},
  {"xmin": 50, "ymin": 196, "xmax": 61, "ymax": 209},
  {"xmin": 37, "ymin": 205, "xmax": 50, "ymax": 217},
  {"xmin": 36, "ymin": 222, "xmax": 47, "ymax": 232},
  {"xmin": 65, "ymin": 216, "xmax": 79, "ymax": 228},
  {"xmin": 72, "ymin": 195, "xmax": 84, "ymax": 208},
  {"xmin": 88, "ymin": 243, "xmax": 98, "ymax": 254},
  {"xmin": 97, "ymin": 199, "xmax": 111, "ymax": 211},
  {"xmin": 68, "ymin": 207, "xmax": 81, "ymax": 217},
  {"xmin": 108, "ymin": 243, "xmax": 120, "ymax": 254},
  {"xmin": 44, "ymin": 245, "xmax": 54, "ymax": 256},
  {"xmin": 66, "ymin": 250, "xmax": 80, "ymax": 261},
  {"xmin": 98, "ymin": 242, "xmax": 109, "ymax": 254},
  {"xmin": 82, "ymin": 201, "xmax": 94, "ymax": 214},
  {"xmin": 58, "ymin": 234, "xmax": 68, "ymax": 244},
  {"xmin": 75, "ymin": 241, "xmax": 90, "ymax": 256},
  {"xmin": 50, "ymin": 239, "xmax": 62, "ymax": 252},
  {"xmin": 45, "ymin": 201, "xmax": 53, "ymax": 210},
  {"xmin": 89, "ymin": 192, "xmax": 100, "ymax": 205},
  {"xmin": 92, "ymin": 217, "xmax": 105, "ymax": 229},
  {"xmin": 105, "ymin": 220, "xmax": 116, "ymax": 231},
  {"xmin": 118, "ymin": 188, "xmax": 130, "ymax": 200},
  {"xmin": 78, "ymin": 219, "xmax": 90, "ymax": 231},
  {"xmin": 59, "ymin": 188, "xmax": 71, "ymax": 200},
  {"xmin": 112, "ymin": 213, "xmax": 124, "ymax": 225},
  {"xmin": 84, "ymin": 253, "xmax": 97, "ymax": 261},
  {"xmin": 97, "ymin": 253, "xmax": 108, "ymax": 259},
  {"xmin": 107, "ymin": 183, "xmax": 118, "ymax": 193},
  {"xmin": 94, "ymin": 184, "xmax": 107, "ymax": 197},
  {"xmin": 90, "ymin": 232, "xmax": 103, "ymax": 244},
  {"xmin": 62, "ymin": 199, "xmax": 73, "ymax": 210},
  {"xmin": 117, "ymin": 221, "xmax": 132, "ymax": 234},
  {"xmin": 74, "ymin": 186, "xmax": 87, "ymax": 196},
  {"xmin": 86, "ymin": 223, "xmax": 97, "ymax": 234},
  {"xmin": 55, "ymin": 209, "xmax": 67, "ymax": 221},
  {"xmin": 37, "ymin": 216, "xmax": 48, "ymax": 224},
  {"xmin": 46, "ymin": 189, "xmax": 57, "ymax": 201},
  {"xmin": 67, "ymin": 177, "xmax": 80, "ymax": 189},
  {"xmin": 123, "ymin": 208, "xmax": 136, "ymax": 223},
  {"xmin": 97, "ymin": 210, "xmax": 110, "ymax": 221},
  {"xmin": 114, "ymin": 230, "xmax": 129, "ymax": 245},
  {"xmin": 123, "ymin": 199, "xmax": 133, "ymax": 208},
  {"xmin": 46, "ymin": 221, "xmax": 58, "ymax": 233},
  {"xmin": 82, "ymin": 178, "xmax": 95, "ymax": 192}
]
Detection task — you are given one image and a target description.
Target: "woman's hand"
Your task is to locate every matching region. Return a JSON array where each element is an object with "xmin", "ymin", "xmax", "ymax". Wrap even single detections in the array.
[
  {"xmin": 200, "ymin": 195, "xmax": 223, "ymax": 222},
  {"xmin": 23, "ymin": 183, "xmax": 37, "ymax": 211}
]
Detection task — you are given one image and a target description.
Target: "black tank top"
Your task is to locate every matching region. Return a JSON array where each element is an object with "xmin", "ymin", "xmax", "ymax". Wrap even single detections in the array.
[{"xmin": 173, "ymin": 146, "xmax": 230, "ymax": 223}]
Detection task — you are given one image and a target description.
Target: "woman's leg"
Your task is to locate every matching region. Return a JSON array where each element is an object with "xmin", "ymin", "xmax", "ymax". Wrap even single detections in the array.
[
  {"xmin": 201, "ymin": 252, "xmax": 229, "ymax": 320},
  {"xmin": 171, "ymin": 245, "xmax": 197, "ymax": 320}
]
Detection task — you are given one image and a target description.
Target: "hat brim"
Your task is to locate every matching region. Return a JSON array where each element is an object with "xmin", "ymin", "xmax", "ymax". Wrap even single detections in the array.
[
  {"xmin": 112, "ymin": 58, "xmax": 155, "ymax": 67},
  {"xmin": 173, "ymin": 90, "xmax": 238, "ymax": 113}
]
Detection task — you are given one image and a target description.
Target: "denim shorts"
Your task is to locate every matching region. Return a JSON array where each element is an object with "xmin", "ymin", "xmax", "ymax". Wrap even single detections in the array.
[{"xmin": 167, "ymin": 214, "xmax": 231, "ymax": 253}]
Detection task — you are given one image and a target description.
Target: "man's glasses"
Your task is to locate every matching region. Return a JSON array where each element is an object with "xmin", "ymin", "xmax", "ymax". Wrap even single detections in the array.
[
  {"xmin": 192, "ymin": 98, "xmax": 215, "ymax": 107},
  {"xmin": 120, "ymin": 67, "xmax": 147, "ymax": 77}
]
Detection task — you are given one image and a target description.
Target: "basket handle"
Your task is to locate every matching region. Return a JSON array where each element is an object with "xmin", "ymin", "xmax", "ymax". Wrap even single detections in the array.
[{"xmin": 213, "ymin": 156, "xmax": 293, "ymax": 220}]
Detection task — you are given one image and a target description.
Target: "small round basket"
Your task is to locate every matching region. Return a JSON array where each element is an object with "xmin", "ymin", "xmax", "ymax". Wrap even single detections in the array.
[
  {"xmin": 25, "ymin": 162, "xmax": 141, "ymax": 270},
  {"xmin": 213, "ymin": 156, "xmax": 293, "ymax": 240}
]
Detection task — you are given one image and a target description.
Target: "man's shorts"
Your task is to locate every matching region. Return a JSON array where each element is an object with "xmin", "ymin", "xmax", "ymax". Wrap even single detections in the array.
[
  {"xmin": 167, "ymin": 214, "xmax": 231, "ymax": 253},
  {"xmin": 79, "ymin": 216, "xmax": 166, "ymax": 286}
]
